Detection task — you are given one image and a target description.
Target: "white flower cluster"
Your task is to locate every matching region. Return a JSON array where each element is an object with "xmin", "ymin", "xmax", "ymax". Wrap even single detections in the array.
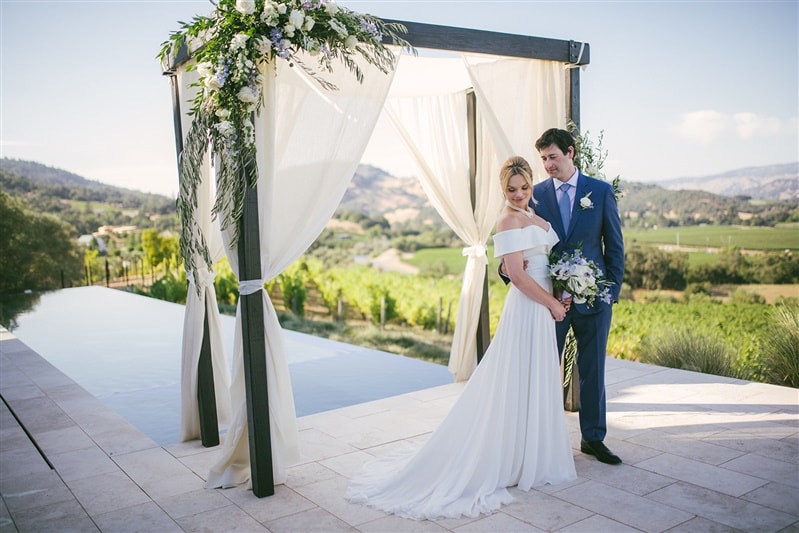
[
  {"xmin": 549, "ymin": 248, "xmax": 613, "ymax": 306},
  {"xmin": 159, "ymin": 0, "xmax": 408, "ymax": 276}
]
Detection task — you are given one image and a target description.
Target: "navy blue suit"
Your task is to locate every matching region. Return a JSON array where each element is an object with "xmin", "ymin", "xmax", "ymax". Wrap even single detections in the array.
[{"xmin": 533, "ymin": 173, "xmax": 624, "ymax": 442}]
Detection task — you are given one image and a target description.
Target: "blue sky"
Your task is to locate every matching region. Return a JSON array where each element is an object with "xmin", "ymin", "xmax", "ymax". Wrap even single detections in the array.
[{"xmin": 1, "ymin": 0, "xmax": 797, "ymax": 197}]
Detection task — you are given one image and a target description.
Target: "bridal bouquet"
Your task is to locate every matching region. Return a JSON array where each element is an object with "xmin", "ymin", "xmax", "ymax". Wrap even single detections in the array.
[{"xmin": 549, "ymin": 248, "xmax": 613, "ymax": 307}]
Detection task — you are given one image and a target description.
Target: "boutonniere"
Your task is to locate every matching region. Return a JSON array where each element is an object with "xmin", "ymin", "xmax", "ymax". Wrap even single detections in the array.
[{"xmin": 579, "ymin": 192, "xmax": 594, "ymax": 210}]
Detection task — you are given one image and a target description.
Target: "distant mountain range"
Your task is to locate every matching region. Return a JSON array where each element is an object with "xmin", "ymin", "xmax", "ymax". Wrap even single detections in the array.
[
  {"xmin": 656, "ymin": 162, "xmax": 798, "ymax": 201},
  {"xmin": 2, "ymin": 158, "xmax": 796, "ymax": 230}
]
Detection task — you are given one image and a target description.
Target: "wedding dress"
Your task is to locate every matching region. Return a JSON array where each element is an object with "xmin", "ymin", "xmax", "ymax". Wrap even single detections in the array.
[{"xmin": 346, "ymin": 224, "xmax": 577, "ymax": 521}]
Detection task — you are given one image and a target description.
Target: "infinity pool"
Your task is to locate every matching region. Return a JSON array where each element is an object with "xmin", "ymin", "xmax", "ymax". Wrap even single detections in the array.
[{"xmin": 0, "ymin": 287, "xmax": 452, "ymax": 445}]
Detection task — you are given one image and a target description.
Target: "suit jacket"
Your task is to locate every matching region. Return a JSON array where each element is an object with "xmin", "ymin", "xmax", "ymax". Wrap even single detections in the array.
[{"xmin": 532, "ymin": 172, "xmax": 624, "ymax": 314}]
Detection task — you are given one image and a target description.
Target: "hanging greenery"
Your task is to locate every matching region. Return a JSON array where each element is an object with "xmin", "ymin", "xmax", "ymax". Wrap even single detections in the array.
[
  {"xmin": 562, "ymin": 122, "xmax": 624, "ymax": 393},
  {"xmin": 158, "ymin": 0, "xmax": 411, "ymax": 275},
  {"xmin": 567, "ymin": 120, "xmax": 623, "ymax": 202}
]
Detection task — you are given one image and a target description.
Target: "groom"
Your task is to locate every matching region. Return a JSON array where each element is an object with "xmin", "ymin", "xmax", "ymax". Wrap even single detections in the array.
[{"xmin": 502, "ymin": 128, "xmax": 625, "ymax": 464}]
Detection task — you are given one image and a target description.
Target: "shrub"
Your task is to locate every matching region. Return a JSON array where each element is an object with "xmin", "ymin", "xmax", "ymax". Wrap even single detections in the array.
[
  {"xmin": 684, "ymin": 282, "xmax": 712, "ymax": 299},
  {"xmin": 640, "ymin": 329, "xmax": 736, "ymax": 378},
  {"xmin": 641, "ymin": 291, "xmax": 679, "ymax": 304},
  {"xmin": 729, "ymin": 288, "xmax": 766, "ymax": 305},
  {"xmin": 149, "ymin": 272, "xmax": 188, "ymax": 303},
  {"xmin": 761, "ymin": 305, "xmax": 799, "ymax": 388}
]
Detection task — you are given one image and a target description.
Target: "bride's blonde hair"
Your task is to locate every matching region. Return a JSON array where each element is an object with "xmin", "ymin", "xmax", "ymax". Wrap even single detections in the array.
[{"xmin": 499, "ymin": 156, "xmax": 536, "ymax": 204}]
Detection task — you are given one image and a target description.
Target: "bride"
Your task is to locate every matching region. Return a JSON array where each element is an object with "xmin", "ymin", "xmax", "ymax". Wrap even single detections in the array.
[{"xmin": 345, "ymin": 156, "xmax": 577, "ymax": 521}]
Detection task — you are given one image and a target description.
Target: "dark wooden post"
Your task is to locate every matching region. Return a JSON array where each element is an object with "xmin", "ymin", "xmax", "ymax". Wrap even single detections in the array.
[
  {"xmin": 167, "ymin": 69, "xmax": 221, "ymax": 446},
  {"xmin": 564, "ymin": 52, "xmax": 582, "ymax": 413},
  {"xmin": 197, "ymin": 308, "xmax": 219, "ymax": 447},
  {"xmin": 237, "ymin": 184, "xmax": 275, "ymax": 498},
  {"xmin": 466, "ymin": 89, "xmax": 490, "ymax": 364}
]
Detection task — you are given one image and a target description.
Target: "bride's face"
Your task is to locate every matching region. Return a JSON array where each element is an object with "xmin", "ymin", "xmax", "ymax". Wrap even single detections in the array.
[{"xmin": 505, "ymin": 174, "xmax": 532, "ymax": 208}]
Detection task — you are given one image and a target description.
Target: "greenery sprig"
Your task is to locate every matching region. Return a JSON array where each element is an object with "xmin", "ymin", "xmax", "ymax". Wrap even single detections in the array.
[
  {"xmin": 567, "ymin": 120, "xmax": 623, "ymax": 202},
  {"xmin": 158, "ymin": 0, "xmax": 411, "ymax": 277}
]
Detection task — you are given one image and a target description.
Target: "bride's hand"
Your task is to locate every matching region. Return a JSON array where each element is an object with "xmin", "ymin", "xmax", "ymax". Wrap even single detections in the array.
[{"xmin": 561, "ymin": 295, "xmax": 572, "ymax": 312}]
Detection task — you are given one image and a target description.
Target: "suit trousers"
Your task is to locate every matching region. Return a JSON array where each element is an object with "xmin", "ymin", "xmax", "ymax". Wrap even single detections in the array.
[{"xmin": 555, "ymin": 304, "xmax": 613, "ymax": 442}]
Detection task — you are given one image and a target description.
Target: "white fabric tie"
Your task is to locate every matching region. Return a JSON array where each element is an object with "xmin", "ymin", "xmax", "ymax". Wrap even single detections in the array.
[
  {"xmin": 238, "ymin": 279, "xmax": 265, "ymax": 295},
  {"xmin": 187, "ymin": 269, "xmax": 216, "ymax": 290},
  {"xmin": 462, "ymin": 245, "xmax": 488, "ymax": 265}
]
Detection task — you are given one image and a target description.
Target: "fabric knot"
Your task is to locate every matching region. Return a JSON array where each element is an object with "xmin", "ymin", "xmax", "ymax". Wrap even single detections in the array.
[
  {"xmin": 462, "ymin": 245, "xmax": 486, "ymax": 258},
  {"xmin": 239, "ymin": 279, "xmax": 265, "ymax": 295},
  {"xmin": 187, "ymin": 268, "xmax": 216, "ymax": 290}
]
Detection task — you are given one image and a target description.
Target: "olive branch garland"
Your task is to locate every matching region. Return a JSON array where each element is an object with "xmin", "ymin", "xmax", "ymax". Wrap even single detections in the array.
[{"xmin": 158, "ymin": 0, "xmax": 412, "ymax": 278}]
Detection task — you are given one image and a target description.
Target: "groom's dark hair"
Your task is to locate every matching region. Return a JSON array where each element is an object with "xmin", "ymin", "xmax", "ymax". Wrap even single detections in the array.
[{"xmin": 535, "ymin": 128, "xmax": 575, "ymax": 155}]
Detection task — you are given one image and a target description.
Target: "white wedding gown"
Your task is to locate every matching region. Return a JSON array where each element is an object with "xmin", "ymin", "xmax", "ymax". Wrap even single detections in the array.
[{"xmin": 346, "ymin": 224, "xmax": 577, "ymax": 520}]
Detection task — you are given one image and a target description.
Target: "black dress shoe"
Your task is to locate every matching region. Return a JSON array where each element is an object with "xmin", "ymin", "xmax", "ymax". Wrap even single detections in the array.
[{"xmin": 581, "ymin": 439, "xmax": 622, "ymax": 465}]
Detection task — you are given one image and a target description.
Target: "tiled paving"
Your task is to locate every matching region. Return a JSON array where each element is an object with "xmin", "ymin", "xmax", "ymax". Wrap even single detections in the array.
[{"xmin": 1, "ymin": 325, "xmax": 797, "ymax": 532}]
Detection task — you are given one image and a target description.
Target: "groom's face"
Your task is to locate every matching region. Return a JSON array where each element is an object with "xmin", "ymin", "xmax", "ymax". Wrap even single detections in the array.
[{"xmin": 539, "ymin": 144, "xmax": 575, "ymax": 182}]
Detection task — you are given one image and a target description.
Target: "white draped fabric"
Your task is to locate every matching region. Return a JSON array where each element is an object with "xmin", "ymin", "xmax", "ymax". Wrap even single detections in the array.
[
  {"xmin": 177, "ymin": 66, "xmax": 232, "ymax": 443},
  {"xmin": 204, "ymin": 51, "xmax": 398, "ymax": 488},
  {"xmin": 384, "ymin": 88, "xmax": 503, "ymax": 382},
  {"xmin": 384, "ymin": 53, "xmax": 566, "ymax": 381},
  {"xmin": 463, "ymin": 54, "xmax": 567, "ymax": 184}
]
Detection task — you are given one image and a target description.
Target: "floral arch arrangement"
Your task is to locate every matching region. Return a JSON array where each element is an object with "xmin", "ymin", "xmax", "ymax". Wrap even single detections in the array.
[{"xmin": 158, "ymin": 0, "xmax": 410, "ymax": 275}]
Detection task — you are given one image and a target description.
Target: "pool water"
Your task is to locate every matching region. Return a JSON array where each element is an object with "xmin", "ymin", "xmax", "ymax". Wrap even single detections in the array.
[{"xmin": 1, "ymin": 287, "xmax": 453, "ymax": 445}]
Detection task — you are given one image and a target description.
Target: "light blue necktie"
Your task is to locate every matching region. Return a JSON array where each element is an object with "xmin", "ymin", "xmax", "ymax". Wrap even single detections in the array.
[{"xmin": 558, "ymin": 183, "xmax": 572, "ymax": 228}]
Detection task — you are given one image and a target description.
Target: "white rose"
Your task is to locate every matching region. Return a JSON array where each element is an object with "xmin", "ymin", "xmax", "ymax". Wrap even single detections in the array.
[
  {"xmin": 570, "ymin": 280, "xmax": 590, "ymax": 299},
  {"xmin": 289, "ymin": 9, "xmax": 305, "ymax": 29},
  {"xmin": 345, "ymin": 34, "xmax": 358, "ymax": 50},
  {"xmin": 215, "ymin": 120, "xmax": 235, "ymax": 137},
  {"xmin": 324, "ymin": 0, "xmax": 339, "ymax": 16},
  {"xmin": 237, "ymin": 85, "xmax": 260, "ymax": 105},
  {"xmin": 283, "ymin": 23, "xmax": 295, "ymax": 38},
  {"xmin": 579, "ymin": 192, "xmax": 593, "ymax": 209},
  {"xmin": 196, "ymin": 62, "xmax": 214, "ymax": 78},
  {"xmin": 215, "ymin": 108, "xmax": 231, "ymax": 119},
  {"xmin": 256, "ymin": 36, "xmax": 272, "ymax": 54},
  {"xmin": 204, "ymin": 74, "xmax": 221, "ymax": 89},
  {"xmin": 235, "ymin": 0, "xmax": 256, "ymax": 15},
  {"xmin": 231, "ymin": 33, "xmax": 250, "ymax": 50},
  {"xmin": 572, "ymin": 264, "xmax": 592, "ymax": 280},
  {"xmin": 304, "ymin": 16, "xmax": 315, "ymax": 32},
  {"xmin": 277, "ymin": 3, "xmax": 287, "ymax": 14}
]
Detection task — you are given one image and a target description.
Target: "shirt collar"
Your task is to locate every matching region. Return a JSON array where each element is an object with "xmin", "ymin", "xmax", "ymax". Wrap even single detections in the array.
[{"xmin": 557, "ymin": 168, "xmax": 579, "ymax": 190}]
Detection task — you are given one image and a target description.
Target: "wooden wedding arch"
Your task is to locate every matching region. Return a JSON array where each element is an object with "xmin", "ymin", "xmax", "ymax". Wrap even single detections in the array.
[{"xmin": 162, "ymin": 19, "xmax": 589, "ymax": 498}]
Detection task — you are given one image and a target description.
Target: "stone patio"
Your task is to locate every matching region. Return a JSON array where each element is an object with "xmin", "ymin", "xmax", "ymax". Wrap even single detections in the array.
[{"xmin": 1, "ymin": 325, "xmax": 797, "ymax": 532}]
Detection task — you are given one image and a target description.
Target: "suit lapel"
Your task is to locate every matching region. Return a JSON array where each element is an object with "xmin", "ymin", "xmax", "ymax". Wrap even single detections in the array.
[{"xmin": 535, "ymin": 179, "xmax": 564, "ymax": 237}]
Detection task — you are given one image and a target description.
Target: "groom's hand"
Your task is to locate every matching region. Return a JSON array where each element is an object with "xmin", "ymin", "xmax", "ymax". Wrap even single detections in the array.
[{"xmin": 499, "ymin": 260, "xmax": 528, "ymax": 277}]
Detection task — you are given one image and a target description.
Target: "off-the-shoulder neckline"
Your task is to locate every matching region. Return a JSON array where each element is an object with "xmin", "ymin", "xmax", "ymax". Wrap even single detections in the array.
[{"xmin": 495, "ymin": 223, "xmax": 551, "ymax": 238}]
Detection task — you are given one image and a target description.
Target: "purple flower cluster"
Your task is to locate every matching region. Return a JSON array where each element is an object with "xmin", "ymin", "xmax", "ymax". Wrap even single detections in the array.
[{"xmin": 359, "ymin": 18, "xmax": 382, "ymax": 41}]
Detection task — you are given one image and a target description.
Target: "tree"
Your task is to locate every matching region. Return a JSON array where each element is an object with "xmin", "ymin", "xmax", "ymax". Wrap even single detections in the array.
[
  {"xmin": 0, "ymin": 191, "xmax": 83, "ymax": 292},
  {"xmin": 625, "ymin": 245, "xmax": 688, "ymax": 290}
]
